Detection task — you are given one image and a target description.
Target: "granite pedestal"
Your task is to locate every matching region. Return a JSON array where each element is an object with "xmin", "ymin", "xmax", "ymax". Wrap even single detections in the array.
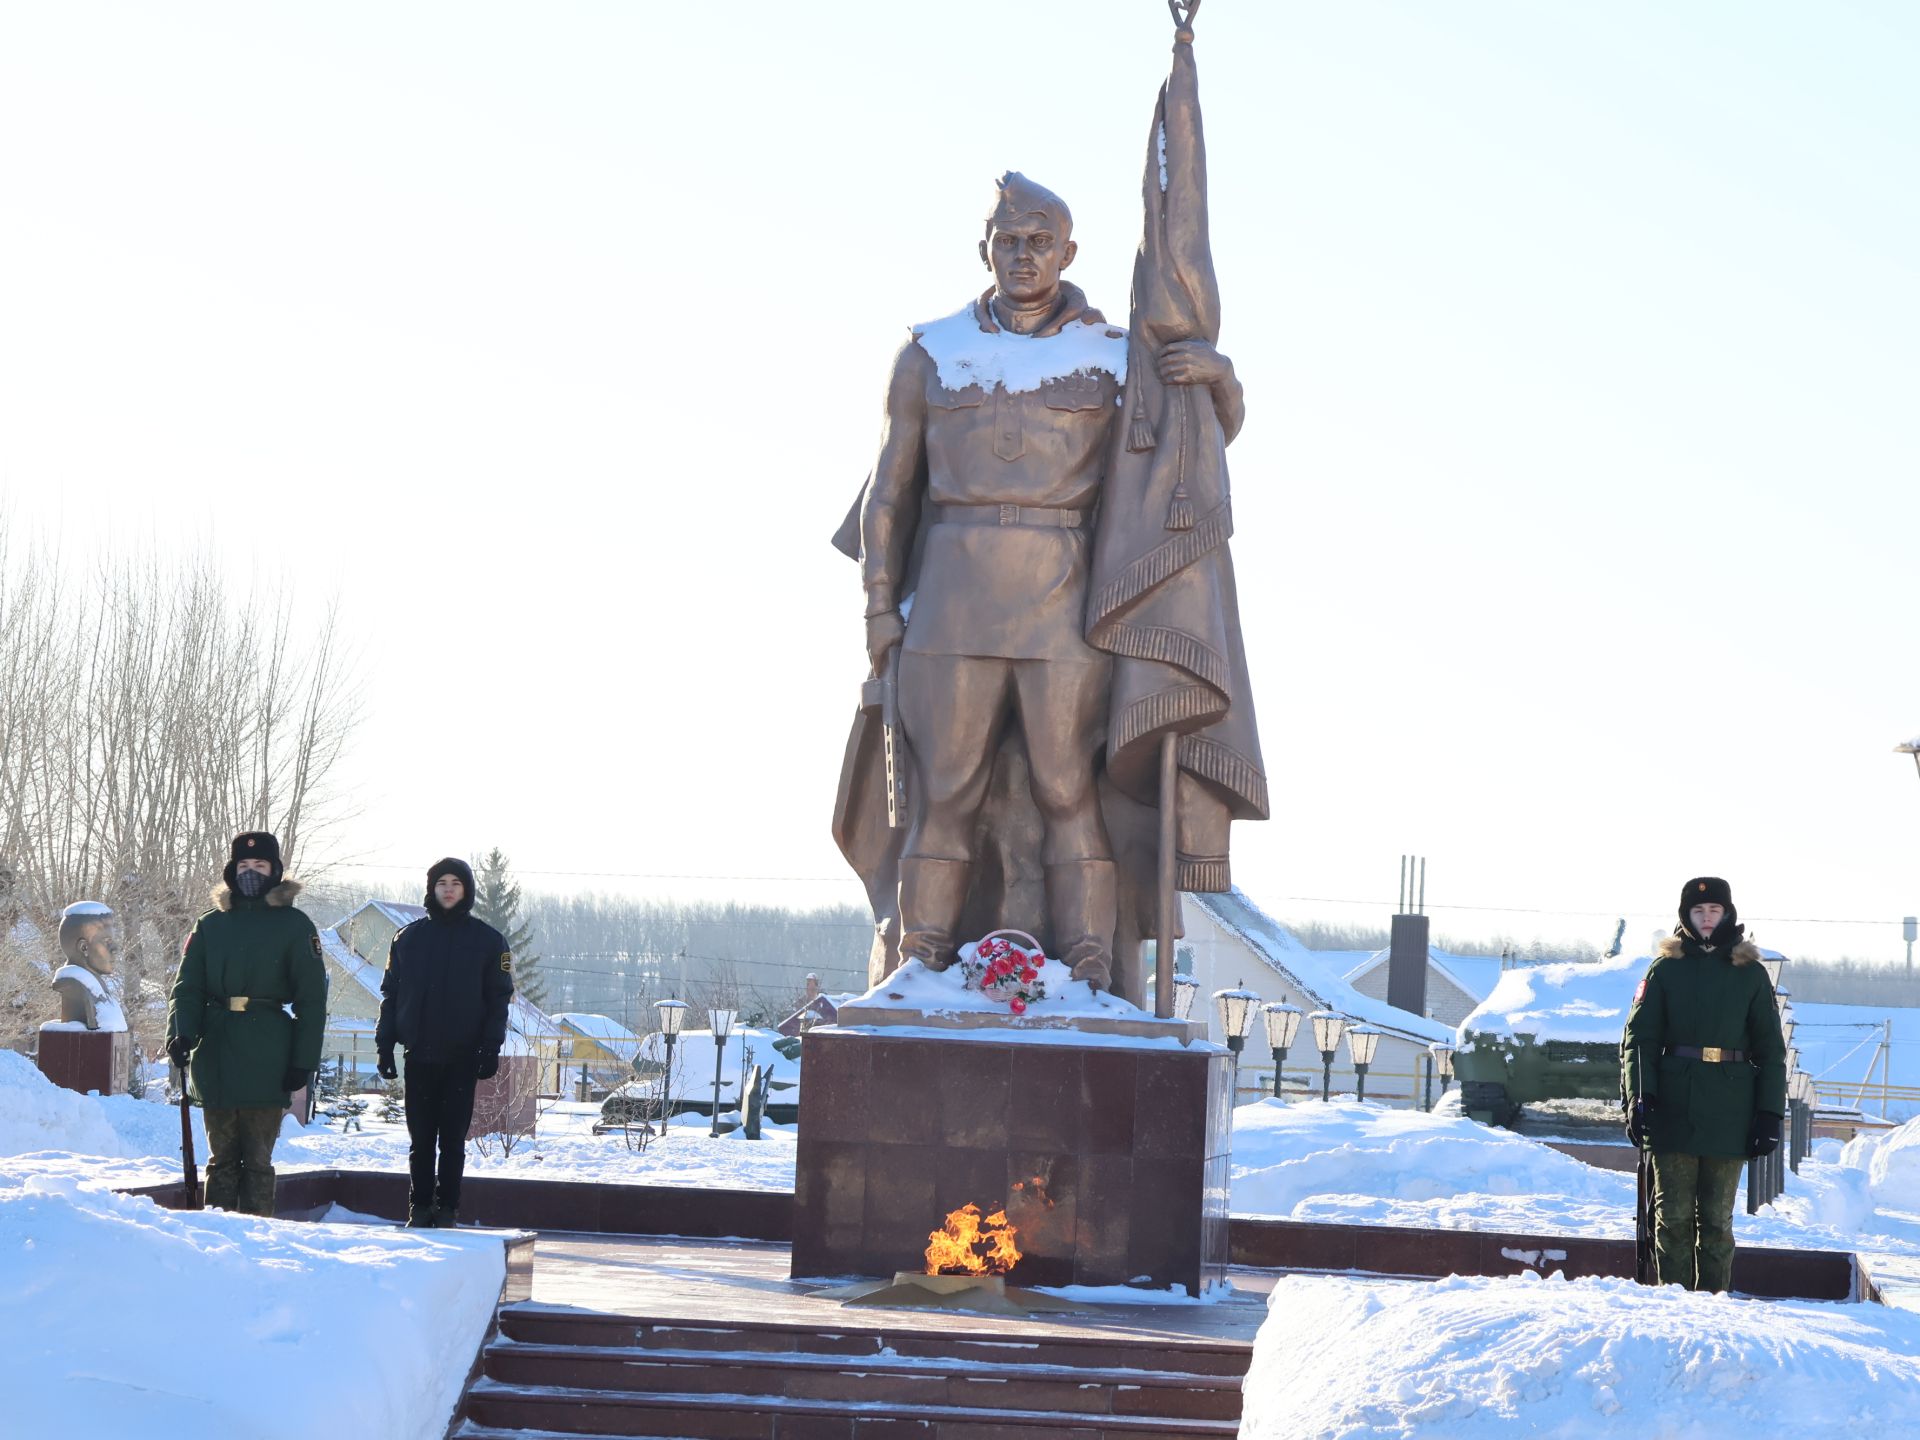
[
  {"xmin": 37, "ymin": 1025, "xmax": 130, "ymax": 1096},
  {"xmin": 792, "ymin": 1026, "xmax": 1232, "ymax": 1295}
]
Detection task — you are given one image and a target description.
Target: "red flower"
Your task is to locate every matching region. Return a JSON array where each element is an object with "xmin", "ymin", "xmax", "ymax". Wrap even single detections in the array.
[
  {"xmin": 1009, "ymin": 997, "xmax": 1027, "ymax": 1014},
  {"xmin": 1019, "ymin": 969, "xmax": 1037, "ymax": 984}
]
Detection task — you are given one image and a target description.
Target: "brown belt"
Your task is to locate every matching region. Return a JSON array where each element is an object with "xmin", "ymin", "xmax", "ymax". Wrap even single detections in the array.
[
  {"xmin": 1666, "ymin": 1045, "xmax": 1748, "ymax": 1063},
  {"xmin": 933, "ymin": 503, "xmax": 1089, "ymax": 529}
]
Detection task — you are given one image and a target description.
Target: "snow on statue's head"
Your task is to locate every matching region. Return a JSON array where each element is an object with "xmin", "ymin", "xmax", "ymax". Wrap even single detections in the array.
[
  {"xmin": 58, "ymin": 900, "xmax": 117, "ymax": 976},
  {"xmin": 982, "ymin": 171, "xmax": 1073, "ymax": 246}
]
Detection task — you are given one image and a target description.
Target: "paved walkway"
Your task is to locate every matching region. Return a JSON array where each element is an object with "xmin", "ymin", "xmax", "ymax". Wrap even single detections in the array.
[{"xmin": 527, "ymin": 1232, "xmax": 1276, "ymax": 1346}]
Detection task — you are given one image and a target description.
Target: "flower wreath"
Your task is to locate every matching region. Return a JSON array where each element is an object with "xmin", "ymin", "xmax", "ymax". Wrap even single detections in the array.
[{"xmin": 959, "ymin": 929, "xmax": 1048, "ymax": 1015}]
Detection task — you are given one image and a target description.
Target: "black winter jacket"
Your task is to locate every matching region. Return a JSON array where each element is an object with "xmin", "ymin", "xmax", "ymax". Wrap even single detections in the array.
[{"xmin": 375, "ymin": 912, "xmax": 515, "ymax": 1062}]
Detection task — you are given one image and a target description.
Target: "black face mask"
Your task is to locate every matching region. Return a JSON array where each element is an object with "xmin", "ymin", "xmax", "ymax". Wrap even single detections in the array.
[{"xmin": 234, "ymin": 869, "xmax": 273, "ymax": 899}]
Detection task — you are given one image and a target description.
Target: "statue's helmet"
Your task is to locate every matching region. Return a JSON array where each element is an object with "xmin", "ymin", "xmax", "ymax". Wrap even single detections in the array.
[
  {"xmin": 58, "ymin": 900, "xmax": 116, "ymax": 971},
  {"xmin": 984, "ymin": 171, "xmax": 1073, "ymax": 243}
]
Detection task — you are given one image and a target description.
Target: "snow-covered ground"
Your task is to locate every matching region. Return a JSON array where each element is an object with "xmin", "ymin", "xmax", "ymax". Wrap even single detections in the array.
[
  {"xmin": 1241, "ymin": 1270, "xmax": 1920, "ymax": 1438},
  {"xmin": 1, "ymin": 1054, "xmax": 503, "ymax": 1440},
  {"xmin": 23, "ymin": 1042, "xmax": 1920, "ymax": 1438}
]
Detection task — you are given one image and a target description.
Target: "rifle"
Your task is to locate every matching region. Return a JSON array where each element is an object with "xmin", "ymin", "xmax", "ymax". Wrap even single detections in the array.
[
  {"xmin": 860, "ymin": 647, "xmax": 906, "ymax": 828},
  {"xmin": 176, "ymin": 1066, "xmax": 202, "ymax": 1210},
  {"xmin": 1634, "ymin": 1144, "xmax": 1655, "ymax": 1285}
]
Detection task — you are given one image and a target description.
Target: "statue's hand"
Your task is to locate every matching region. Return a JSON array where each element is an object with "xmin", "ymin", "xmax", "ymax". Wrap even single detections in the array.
[
  {"xmin": 1157, "ymin": 339, "xmax": 1231, "ymax": 387},
  {"xmin": 866, "ymin": 610, "xmax": 905, "ymax": 673}
]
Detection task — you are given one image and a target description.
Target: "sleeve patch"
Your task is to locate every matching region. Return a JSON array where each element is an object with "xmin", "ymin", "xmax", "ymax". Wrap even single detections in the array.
[
  {"xmin": 501, "ymin": 951, "xmax": 513, "ymax": 974},
  {"xmin": 310, "ymin": 935, "xmax": 323, "ymax": 960},
  {"xmin": 1633, "ymin": 978, "xmax": 1648, "ymax": 1003}
]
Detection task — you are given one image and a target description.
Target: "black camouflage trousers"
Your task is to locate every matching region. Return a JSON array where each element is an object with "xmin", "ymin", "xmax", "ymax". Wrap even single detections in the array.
[
  {"xmin": 203, "ymin": 1107, "xmax": 283, "ymax": 1217},
  {"xmin": 1652, "ymin": 1151, "xmax": 1745, "ymax": 1291}
]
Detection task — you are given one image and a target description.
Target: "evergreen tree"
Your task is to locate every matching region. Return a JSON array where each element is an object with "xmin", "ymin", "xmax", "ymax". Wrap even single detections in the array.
[{"xmin": 473, "ymin": 847, "xmax": 547, "ymax": 1009}]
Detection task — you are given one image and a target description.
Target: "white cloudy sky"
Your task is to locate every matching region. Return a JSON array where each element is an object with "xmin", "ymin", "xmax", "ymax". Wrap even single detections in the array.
[{"xmin": 3, "ymin": 1, "xmax": 1917, "ymax": 962}]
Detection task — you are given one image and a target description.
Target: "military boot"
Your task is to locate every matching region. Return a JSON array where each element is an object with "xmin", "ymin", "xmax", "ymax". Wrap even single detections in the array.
[
  {"xmin": 1047, "ymin": 859, "xmax": 1118, "ymax": 991},
  {"xmin": 431, "ymin": 1203, "xmax": 461, "ymax": 1228},
  {"xmin": 405, "ymin": 1205, "xmax": 434, "ymax": 1228},
  {"xmin": 897, "ymin": 857, "xmax": 970, "ymax": 972}
]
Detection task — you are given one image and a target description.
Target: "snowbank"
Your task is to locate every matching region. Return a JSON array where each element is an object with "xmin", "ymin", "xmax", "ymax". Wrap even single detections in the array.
[
  {"xmin": 1459, "ymin": 954, "xmax": 1647, "ymax": 1045},
  {"xmin": 1839, "ymin": 1115, "xmax": 1920, "ymax": 1214},
  {"xmin": 0, "ymin": 1175, "xmax": 501, "ymax": 1439},
  {"xmin": 1241, "ymin": 1270, "xmax": 1920, "ymax": 1438},
  {"xmin": 1232, "ymin": 1098, "xmax": 1627, "ymax": 1233}
]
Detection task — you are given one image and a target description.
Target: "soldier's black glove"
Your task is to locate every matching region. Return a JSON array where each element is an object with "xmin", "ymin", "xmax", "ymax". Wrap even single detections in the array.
[
  {"xmin": 281, "ymin": 1067, "xmax": 310, "ymax": 1094},
  {"xmin": 1625, "ymin": 1095, "xmax": 1656, "ymax": 1148},
  {"xmin": 475, "ymin": 1048, "xmax": 500, "ymax": 1081},
  {"xmin": 1747, "ymin": 1111, "xmax": 1782, "ymax": 1159},
  {"xmin": 166, "ymin": 1035, "xmax": 192, "ymax": 1069},
  {"xmin": 377, "ymin": 1050, "xmax": 398, "ymax": 1081}
]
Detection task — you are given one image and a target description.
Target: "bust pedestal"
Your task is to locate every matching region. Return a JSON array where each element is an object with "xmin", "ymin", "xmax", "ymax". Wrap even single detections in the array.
[
  {"xmin": 791, "ymin": 1025, "xmax": 1231, "ymax": 1295},
  {"xmin": 37, "ymin": 1023, "xmax": 130, "ymax": 1096}
]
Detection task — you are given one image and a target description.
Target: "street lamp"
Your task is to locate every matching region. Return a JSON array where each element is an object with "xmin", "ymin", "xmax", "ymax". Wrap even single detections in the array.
[
  {"xmin": 1170, "ymin": 975, "xmax": 1199, "ymax": 1021},
  {"xmin": 1346, "ymin": 1026, "xmax": 1382, "ymax": 1103},
  {"xmin": 1309, "ymin": 1011, "xmax": 1347, "ymax": 1102},
  {"xmin": 1262, "ymin": 1003, "xmax": 1303, "ymax": 1100},
  {"xmin": 708, "ymin": 1006, "xmax": 737, "ymax": 1138},
  {"xmin": 1428, "ymin": 1041, "xmax": 1456, "ymax": 1108},
  {"xmin": 1896, "ymin": 737, "xmax": 1920, "ymax": 782},
  {"xmin": 1214, "ymin": 983, "xmax": 1260, "ymax": 1106},
  {"xmin": 654, "ymin": 998, "xmax": 688, "ymax": 1140}
]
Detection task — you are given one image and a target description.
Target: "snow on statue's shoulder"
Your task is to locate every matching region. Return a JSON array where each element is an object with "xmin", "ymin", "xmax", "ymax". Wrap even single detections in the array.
[{"xmin": 912, "ymin": 301, "xmax": 1127, "ymax": 396}]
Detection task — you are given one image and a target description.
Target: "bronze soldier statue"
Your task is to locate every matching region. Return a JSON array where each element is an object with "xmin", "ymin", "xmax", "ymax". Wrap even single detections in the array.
[{"xmin": 834, "ymin": 16, "xmax": 1268, "ymax": 1001}]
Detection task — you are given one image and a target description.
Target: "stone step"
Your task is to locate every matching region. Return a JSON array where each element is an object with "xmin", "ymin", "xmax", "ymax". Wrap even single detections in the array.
[
  {"xmin": 483, "ymin": 1340, "xmax": 1242, "ymax": 1421},
  {"xmin": 461, "ymin": 1380, "xmax": 1242, "ymax": 1439},
  {"xmin": 496, "ymin": 1305, "xmax": 1252, "ymax": 1378}
]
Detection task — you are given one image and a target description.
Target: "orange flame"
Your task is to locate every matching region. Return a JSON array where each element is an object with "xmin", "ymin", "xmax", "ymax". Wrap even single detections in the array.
[{"xmin": 924, "ymin": 1202, "xmax": 1022, "ymax": 1276}]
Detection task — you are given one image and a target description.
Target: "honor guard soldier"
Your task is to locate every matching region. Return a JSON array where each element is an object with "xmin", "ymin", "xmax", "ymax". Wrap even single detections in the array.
[
  {"xmin": 165, "ymin": 832, "xmax": 327, "ymax": 1216},
  {"xmin": 1621, "ymin": 877, "xmax": 1788, "ymax": 1291}
]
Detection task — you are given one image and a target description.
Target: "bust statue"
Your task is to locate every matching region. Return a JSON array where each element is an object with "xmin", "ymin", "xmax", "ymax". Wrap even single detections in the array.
[{"xmin": 50, "ymin": 901, "xmax": 127, "ymax": 1032}]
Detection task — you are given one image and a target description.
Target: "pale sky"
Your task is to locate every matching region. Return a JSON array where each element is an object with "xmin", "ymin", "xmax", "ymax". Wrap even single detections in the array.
[{"xmin": 3, "ymin": 1, "xmax": 1917, "ymax": 963}]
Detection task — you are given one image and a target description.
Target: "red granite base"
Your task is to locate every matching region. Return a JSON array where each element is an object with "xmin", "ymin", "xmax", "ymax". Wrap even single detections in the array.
[
  {"xmin": 790, "ymin": 1028, "xmax": 1232, "ymax": 1295},
  {"xmin": 37, "ymin": 1027, "xmax": 129, "ymax": 1096}
]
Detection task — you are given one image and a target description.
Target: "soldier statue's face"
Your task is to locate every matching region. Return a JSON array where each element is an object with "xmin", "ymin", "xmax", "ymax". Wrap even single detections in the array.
[
  {"xmin": 75, "ymin": 920, "xmax": 114, "ymax": 974},
  {"xmin": 979, "ymin": 214, "xmax": 1076, "ymax": 306},
  {"xmin": 434, "ymin": 874, "xmax": 466, "ymax": 907},
  {"xmin": 1688, "ymin": 902, "xmax": 1725, "ymax": 937}
]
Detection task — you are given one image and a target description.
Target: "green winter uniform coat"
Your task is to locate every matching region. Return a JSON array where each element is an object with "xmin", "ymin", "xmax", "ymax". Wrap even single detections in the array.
[
  {"xmin": 1620, "ymin": 935, "xmax": 1787, "ymax": 1158},
  {"xmin": 166, "ymin": 880, "xmax": 327, "ymax": 1110}
]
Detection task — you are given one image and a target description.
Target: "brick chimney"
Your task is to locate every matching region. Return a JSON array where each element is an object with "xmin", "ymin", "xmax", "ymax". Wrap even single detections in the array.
[{"xmin": 1386, "ymin": 856, "xmax": 1430, "ymax": 1017}]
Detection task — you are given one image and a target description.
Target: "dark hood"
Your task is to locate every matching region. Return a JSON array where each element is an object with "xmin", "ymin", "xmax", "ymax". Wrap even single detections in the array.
[{"xmin": 426, "ymin": 857, "xmax": 476, "ymax": 922}]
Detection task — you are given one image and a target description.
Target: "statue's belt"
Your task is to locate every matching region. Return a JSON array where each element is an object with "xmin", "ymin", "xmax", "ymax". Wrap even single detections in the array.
[
  {"xmin": 1666, "ymin": 1045, "xmax": 1748, "ymax": 1063},
  {"xmin": 932, "ymin": 503, "xmax": 1089, "ymax": 529},
  {"xmin": 207, "ymin": 995, "xmax": 284, "ymax": 1014}
]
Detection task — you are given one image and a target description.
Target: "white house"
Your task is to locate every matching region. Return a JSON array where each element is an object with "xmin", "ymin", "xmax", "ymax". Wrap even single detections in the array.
[{"xmin": 1169, "ymin": 888, "xmax": 1455, "ymax": 1108}]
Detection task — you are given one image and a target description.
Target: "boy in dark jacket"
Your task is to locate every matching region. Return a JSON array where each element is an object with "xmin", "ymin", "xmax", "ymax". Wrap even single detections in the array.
[
  {"xmin": 165, "ymin": 831, "xmax": 327, "ymax": 1216},
  {"xmin": 1620, "ymin": 876, "xmax": 1787, "ymax": 1291},
  {"xmin": 376, "ymin": 858, "xmax": 514, "ymax": 1227}
]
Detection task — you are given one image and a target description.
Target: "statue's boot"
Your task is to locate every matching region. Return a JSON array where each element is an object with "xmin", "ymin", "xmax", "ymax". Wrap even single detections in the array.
[
  {"xmin": 898, "ymin": 857, "xmax": 970, "ymax": 972},
  {"xmin": 1049, "ymin": 860, "xmax": 1118, "ymax": 991}
]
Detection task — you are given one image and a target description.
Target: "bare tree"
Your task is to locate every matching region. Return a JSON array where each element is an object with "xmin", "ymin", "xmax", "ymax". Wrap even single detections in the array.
[{"xmin": 0, "ymin": 518, "xmax": 362, "ymax": 1060}]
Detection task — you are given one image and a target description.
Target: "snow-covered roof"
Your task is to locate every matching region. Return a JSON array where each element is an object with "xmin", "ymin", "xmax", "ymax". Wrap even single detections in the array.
[
  {"xmin": 1459, "ymin": 953, "xmax": 1647, "ymax": 1046},
  {"xmin": 365, "ymin": 900, "xmax": 427, "ymax": 928},
  {"xmin": 320, "ymin": 926, "xmax": 383, "ymax": 1002},
  {"xmin": 552, "ymin": 1013, "xmax": 640, "ymax": 1044},
  {"xmin": 1190, "ymin": 889, "xmax": 1453, "ymax": 1044}
]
